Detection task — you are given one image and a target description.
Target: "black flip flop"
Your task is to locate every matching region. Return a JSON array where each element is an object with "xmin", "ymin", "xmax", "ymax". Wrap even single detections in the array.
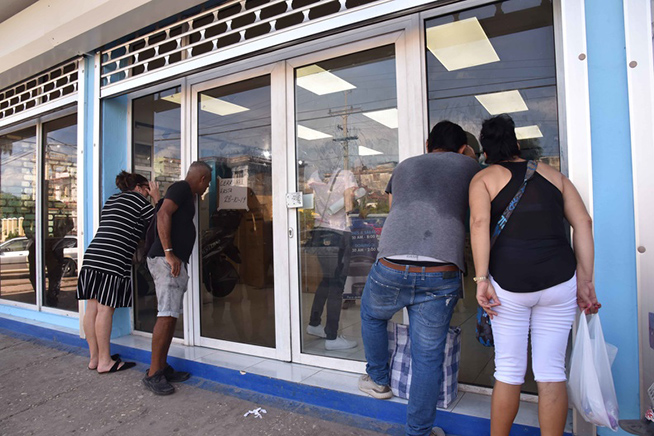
[
  {"xmin": 98, "ymin": 360, "xmax": 136, "ymax": 374},
  {"xmin": 88, "ymin": 354, "xmax": 121, "ymax": 370}
]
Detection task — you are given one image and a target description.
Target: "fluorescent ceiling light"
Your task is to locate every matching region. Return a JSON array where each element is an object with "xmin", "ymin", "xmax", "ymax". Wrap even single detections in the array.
[
  {"xmin": 297, "ymin": 125, "xmax": 332, "ymax": 140},
  {"xmin": 296, "ymin": 65, "xmax": 356, "ymax": 95},
  {"xmin": 200, "ymin": 94, "xmax": 249, "ymax": 116},
  {"xmin": 475, "ymin": 90, "xmax": 528, "ymax": 115},
  {"xmin": 161, "ymin": 93, "xmax": 181, "ymax": 104},
  {"xmin": 515, "ymin": 125, "xmax": 543, "ymax": 140},
  {"xmin": 362, "ymin": 108, "xmax": 398, "ymax": 129},
  {"xmin": 426, "ymin": 17, "xmax": 500, "ymax": 71},
  {"xmin": 358, "ymin": 145, "xmax": 382, "ymax": 156}
]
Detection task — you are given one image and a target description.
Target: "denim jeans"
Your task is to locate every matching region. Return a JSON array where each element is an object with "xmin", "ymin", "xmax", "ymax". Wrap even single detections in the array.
[
  {"xmin": 360, "ymin": 259, "xmax": 461, "ymax": 436},
  {"xmin": 306, "ymin": 228, "xmax": 351, "ymax": 340}
]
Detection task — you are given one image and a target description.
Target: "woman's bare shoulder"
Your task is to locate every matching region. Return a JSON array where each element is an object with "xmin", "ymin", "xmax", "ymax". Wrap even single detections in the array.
[{"xmin": 535, "ymin": 161, "xmax": 564, "ymax": 190}]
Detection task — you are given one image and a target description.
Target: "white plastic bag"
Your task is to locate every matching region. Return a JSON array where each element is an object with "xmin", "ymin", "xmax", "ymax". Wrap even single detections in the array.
[{"xmin": 568, "ymin": 312, "xmax": 620, "ymax": 431}]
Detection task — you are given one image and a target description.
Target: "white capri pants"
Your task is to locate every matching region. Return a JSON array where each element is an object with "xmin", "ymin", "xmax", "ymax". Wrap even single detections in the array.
[{"xmin": 491, "ymin": 274, "xmax": 577, "ymax": 385}]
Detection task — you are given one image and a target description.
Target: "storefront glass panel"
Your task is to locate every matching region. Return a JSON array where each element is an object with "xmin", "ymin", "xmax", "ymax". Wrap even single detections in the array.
[
  {"xmin": 132, "ymin": 86, "xmax": 183, "ymax": 337},
  {"xmin": 425, "ymin": 0, "xmax": 557, "ymax": 392},
  {"xmin": 0, "ymin": 127, "xmax": 37, "ymax": 305},
  {"xmin": 43, "ymin": 115, "xmax": 78, "ymax": 311},
  {"xmin": 197, "ymin": 76, "xmax": 275, "ymax": 348},
  {"xmin": 295, "ymin": 45, "xmax": 400, "ymax": 359}
]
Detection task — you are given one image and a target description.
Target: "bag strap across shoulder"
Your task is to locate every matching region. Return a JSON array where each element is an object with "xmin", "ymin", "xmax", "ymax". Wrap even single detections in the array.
[{"xmin": 490, "ymin": 160, "xmax": 538, "ymax": 248}]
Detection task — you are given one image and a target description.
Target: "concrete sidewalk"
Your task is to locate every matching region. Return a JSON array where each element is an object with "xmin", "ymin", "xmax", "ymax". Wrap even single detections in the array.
[{"xmin": 0, "ymin": 331, "xmax": 399, "ymax": 436}]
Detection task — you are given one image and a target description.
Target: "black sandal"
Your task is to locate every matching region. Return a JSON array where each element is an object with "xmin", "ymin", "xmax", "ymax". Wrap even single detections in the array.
[
  {"xmin": 88, "ymin": 354, "xmax": 121, "ymax": 370},
  {"xmin": 98, "ymin": 360, "xmax": 136, "ymax": 374}
]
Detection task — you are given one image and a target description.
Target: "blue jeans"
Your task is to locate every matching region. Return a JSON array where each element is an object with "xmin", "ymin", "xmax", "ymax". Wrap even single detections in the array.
[{"xmin": 360, "ymin": 260, "xmax": 461, "ymax": 436}]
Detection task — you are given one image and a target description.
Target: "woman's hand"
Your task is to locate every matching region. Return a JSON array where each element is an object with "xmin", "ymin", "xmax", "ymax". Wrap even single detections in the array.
[
  {"xmin": 577, "ymin": 277, "xmax": 600, "ymax": 314},
  {"xmin": 148, "ymin": 181, "xmax": 161, "ymax": 203},
  {"xmin": 476, "ymin": 280, "xmax": 501, "ymax": 318}
]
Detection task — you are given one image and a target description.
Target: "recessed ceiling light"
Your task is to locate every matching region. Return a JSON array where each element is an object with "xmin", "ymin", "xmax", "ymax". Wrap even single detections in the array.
[
  {"xmin": 362, "ymin": 108, "xmax": 398, "ymax": 129},
  {"xmin": 475, "ymin": 90, "xmax": 528, "ymax": 114},
  {"xmin": 426, "ymin": 17, "xmax": 500, "ymax": 71},
  {"xmin": 515, "ymin": 125, "xmax": 543, "ymax": 140},
  {"xmin": 358, "ymin": 145, "xmax": 382, "ymax": 156},
  {"xmin": 199, "ymin": 94, "xmax": 249, "ymax": 116},
  {"xmin": 297, "ymin": 125, "xmax": 332, "ymax": 140},
  {"xmin": 296, "ymin": 65, "xmax": 356, "ymax": 95}
]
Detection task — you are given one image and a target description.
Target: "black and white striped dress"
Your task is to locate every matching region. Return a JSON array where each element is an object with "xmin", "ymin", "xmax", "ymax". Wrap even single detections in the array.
[{"xmin": 76, "ymin": 191, "xmax": 154, "ymax": 307}]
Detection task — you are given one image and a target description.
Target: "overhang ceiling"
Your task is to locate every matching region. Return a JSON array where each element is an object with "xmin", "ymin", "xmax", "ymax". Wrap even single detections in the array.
[
  {"xmin": 0, "ymin": 0, "xmax": 39, "ymax": 25},
  {"xmin": 0, "ymin": 0, "xmax": 209, "ymax": 90}
]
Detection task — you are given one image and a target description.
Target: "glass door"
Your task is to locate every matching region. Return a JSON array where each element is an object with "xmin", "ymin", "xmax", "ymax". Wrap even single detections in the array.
[
  {"xmin": 423, "ymin": 0, "xmax": 559, "ymax": 393},
  {"xmin": 288, "ymin": 34, "xmax": 408, "ymax": 369},
  {"xmin": 191, "ymin": 63, "xmax": 290, "ymax": 359}
]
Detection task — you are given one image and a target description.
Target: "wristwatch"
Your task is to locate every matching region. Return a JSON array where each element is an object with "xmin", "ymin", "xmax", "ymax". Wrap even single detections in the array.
[{"xmin": 473, "ymin": 276, "xmax": 488, "ymax": 283}]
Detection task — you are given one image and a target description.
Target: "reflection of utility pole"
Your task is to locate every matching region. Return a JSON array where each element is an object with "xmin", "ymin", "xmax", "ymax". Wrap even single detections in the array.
[{"xmin": 329, "ymin": 91, "xmax": 359, "ymax": 170}]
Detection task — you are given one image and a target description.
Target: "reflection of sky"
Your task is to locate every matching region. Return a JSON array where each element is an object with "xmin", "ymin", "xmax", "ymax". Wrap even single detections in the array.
[
  {"xmin": 426, "ymin": 4, "xmax": 559, "ymax": 157},
  {"xmin": 153, "ymin": 108, "xmax": 181, "ymax": 160},
  {"xmin": 295, "ymin": 46, "xmax": 399, "ymax": 172},
  {"xmin": 45, "ymin": 124, "xmax": 77, "ymax": 167}
]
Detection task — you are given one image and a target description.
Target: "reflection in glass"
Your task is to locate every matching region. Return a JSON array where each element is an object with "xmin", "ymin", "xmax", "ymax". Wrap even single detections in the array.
[
  {"xmin": 131, "ymin": 87, "xmax": 183, "ymax": 337},
  {"xmin": 198, "ymin": 76, "xmax": 275, "ymax": 348},
  {"xmin": 43, "ymin": 115, "xmax": 78, "ymax": 310},
  {"xmin": 425, "ymin": 0, "xmax": 557, "ymax": 393},
  {"xmin": 0, "ymin": 127, "xmax": 37, "ymax": 305},
  {"xmin": 296, "ymin": 45, "xmax": 400, "ymax": 359}
]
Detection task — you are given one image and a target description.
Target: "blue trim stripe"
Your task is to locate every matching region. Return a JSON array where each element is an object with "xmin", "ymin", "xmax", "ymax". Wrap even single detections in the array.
[{"xmin": 0, "ymin": 316, "xmax": 568, "ymax": 436}]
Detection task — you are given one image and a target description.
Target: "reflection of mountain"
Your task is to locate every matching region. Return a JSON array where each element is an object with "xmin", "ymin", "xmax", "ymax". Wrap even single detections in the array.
[{"xmin": 199, "ymin": 138, "xmax": 269, "ymax": 160}]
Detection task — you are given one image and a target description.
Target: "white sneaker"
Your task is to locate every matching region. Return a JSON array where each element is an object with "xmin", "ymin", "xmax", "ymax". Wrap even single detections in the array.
[
  {"xmin": 306, "ymin": 324, "xmax": 326, "ymax": 338},
  {"xmin": 430, "ymin": 427, "xmax": 446, "ymax": 436},
  {"xmin": 358, "ymin": 374, "xmax": 393, "ymax": 399},
  {"xmin": 325, "ymin": 335, "xmax": 357, "ymax": 350}
]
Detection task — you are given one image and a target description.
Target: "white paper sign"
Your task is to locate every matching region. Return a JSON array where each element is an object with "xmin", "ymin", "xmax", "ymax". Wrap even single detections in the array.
[{"xmin": 218, "ymin": 178, "xmax": 248, "ymax": 211}]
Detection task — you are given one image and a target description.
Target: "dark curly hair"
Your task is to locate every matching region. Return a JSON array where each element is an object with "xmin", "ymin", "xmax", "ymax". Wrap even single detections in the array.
[
  {"xmin": 479, "ymin": 114, "xmax": 520, "ymax": 164},
  {"xmin": 115, "ymin": 171, "xmax": 148, "ymax": 192}
]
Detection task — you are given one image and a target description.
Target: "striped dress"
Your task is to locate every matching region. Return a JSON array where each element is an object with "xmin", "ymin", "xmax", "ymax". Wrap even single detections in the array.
[{"xmin": 76, "ymin": 191, "xmax": 154, "ymax": 307}]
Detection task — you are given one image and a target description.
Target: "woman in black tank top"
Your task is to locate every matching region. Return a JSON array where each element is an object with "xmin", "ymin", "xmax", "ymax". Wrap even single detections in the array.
[{"xmin": 469, "ymin": 114, "xmax": 600, "ymax": 436}]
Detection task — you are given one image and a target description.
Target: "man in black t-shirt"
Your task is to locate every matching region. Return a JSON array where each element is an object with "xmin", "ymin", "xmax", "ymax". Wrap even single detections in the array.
[{"xmin": 142, "ymin": 161, "xmax": 211, "ymax": 396}]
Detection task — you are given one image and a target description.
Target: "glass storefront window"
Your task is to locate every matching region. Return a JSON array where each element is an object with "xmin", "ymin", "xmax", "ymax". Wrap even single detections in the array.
[
  {"xmin": 0, "ymin": 127, "xmax": 37, "ymax": 305},
  {"xmin": 43, "ymin": 115, "xmax": 78, "ymax": 311},
  {"xmin": 132, "ymin": 87, "xmax": 182, "ymax": 336},
  {"xmin": 425, "ymin": 0, "xmax": 557, "ymax": 392},
  {"xmin": 295, "ymin": 45, "xmax": 400, "ymax": 359},
  {"xmin": 197, "ymin": 76, "xmax": 275, "ymax": 348}
]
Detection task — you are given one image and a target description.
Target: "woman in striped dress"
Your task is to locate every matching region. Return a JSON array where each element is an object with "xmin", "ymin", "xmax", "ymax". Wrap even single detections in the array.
[{"xmin": 77, "ymin": 171, "xmax": 160, "ymax": 373}]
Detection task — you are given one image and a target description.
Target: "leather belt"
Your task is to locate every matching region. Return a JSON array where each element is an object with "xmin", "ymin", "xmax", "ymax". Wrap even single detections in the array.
[{"xmin": 379, "ymin": 257, "xmax": 459, "ymax": 273}]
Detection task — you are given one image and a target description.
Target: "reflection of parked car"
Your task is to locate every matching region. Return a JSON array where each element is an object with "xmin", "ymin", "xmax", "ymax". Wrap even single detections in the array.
[{"xmin": 0, "ymin": 236, "xmax": 78, "ymax": 277}]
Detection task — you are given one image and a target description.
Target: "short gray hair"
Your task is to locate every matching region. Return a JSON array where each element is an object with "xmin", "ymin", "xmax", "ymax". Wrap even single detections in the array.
[{"xmin": 188, "ymin": 160, "xmax": 212, "ymax": 176}]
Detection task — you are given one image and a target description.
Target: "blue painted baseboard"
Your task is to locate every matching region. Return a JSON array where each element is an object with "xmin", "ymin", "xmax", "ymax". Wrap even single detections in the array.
[{"xmin": 0, "ymin": 316, "xmax": 558, "ymax": 436}]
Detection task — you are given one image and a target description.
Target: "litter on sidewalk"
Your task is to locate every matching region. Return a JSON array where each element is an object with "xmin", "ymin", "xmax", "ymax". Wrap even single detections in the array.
[{"xmin": 244, "ymin": 407, "xmax": 267, "ymax": 419}]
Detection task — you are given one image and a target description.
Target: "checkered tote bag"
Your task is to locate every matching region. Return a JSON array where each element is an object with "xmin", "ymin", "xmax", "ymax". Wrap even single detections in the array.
[{"xmin": 387, "ymin": 321, "xmax": 461, "ymax": 408}]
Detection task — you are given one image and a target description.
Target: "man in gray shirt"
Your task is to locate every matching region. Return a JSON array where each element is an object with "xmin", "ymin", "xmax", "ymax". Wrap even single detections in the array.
[{"xmin": 358, "ymin": 121, "xmax": 479, "ymax": 436}]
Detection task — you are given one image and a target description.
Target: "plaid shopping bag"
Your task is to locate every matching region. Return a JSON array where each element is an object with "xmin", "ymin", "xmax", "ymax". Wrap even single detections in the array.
[{"xmin": 387, "ymin": 321, "xmax": 461, "ymax": 408}]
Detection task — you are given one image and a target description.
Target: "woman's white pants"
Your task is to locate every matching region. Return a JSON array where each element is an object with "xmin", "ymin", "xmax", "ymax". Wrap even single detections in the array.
[{"xmin": 491, "ymin": 274, "xmax": 578, "ymax": 385}]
